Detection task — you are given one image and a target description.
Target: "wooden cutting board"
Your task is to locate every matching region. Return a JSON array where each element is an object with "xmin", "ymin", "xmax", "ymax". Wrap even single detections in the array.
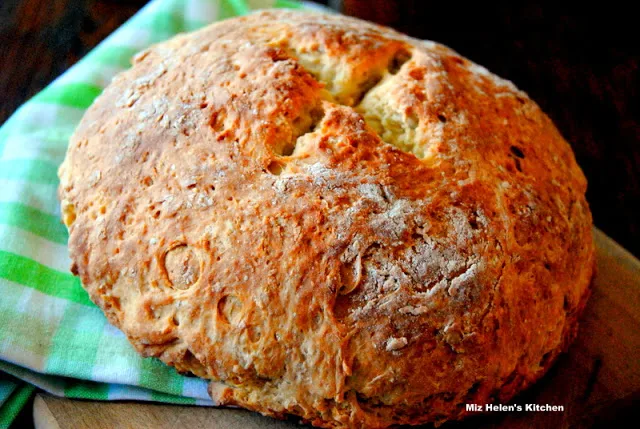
[{"xmin": 32, "ymin": 229, "xmax": 640, "ymax": 429}]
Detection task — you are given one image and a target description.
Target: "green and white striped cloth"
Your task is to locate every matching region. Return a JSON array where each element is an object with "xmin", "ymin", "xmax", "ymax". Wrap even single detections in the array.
[{"xmin": 0, "ymin": 0, "xmax": 329, "ymax": 426}]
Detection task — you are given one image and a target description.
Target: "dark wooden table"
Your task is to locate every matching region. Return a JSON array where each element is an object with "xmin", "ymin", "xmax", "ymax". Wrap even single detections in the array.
[{"xmin": 1, "ymin": 0, "xmax": 638, "ymax": 260}]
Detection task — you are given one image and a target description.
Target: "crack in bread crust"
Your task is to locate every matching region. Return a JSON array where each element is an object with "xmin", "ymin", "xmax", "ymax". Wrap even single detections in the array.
[{"xmin": 58, "ymin": 10, "xmax": 595, "ymax": 429}]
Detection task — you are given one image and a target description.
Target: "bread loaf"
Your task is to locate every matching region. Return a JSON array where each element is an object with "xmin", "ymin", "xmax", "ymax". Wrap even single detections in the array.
[{"xmin": 58, "ymin": 10, "xmax": 595, "ymax": 428}]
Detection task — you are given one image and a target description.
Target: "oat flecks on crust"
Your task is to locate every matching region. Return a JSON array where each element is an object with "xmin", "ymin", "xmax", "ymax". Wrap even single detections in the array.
[{"xmin": 57, "ymin": 10, "xmax": 595, "ymax": 429}]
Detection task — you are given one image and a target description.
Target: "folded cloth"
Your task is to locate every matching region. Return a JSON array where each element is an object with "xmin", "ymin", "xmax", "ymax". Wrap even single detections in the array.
[
  {"xmin": 0, "ymin": 376, "xmax": 34, "ymax": 429},
  {"xmin": 0, "ymin": 0, "xmax": 319, "ymax": 426}
]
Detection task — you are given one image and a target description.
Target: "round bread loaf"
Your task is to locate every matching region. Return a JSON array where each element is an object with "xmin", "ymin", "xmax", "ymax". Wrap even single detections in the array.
[{"xmin": 58, "ymin": 10, "xmax": 595, "ymax": 428}]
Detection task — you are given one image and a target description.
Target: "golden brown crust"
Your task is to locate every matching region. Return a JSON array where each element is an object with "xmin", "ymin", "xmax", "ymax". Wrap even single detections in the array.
[{"xmin": 58, "ymin": 10, "xmax": 595, "ymax": 428}]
